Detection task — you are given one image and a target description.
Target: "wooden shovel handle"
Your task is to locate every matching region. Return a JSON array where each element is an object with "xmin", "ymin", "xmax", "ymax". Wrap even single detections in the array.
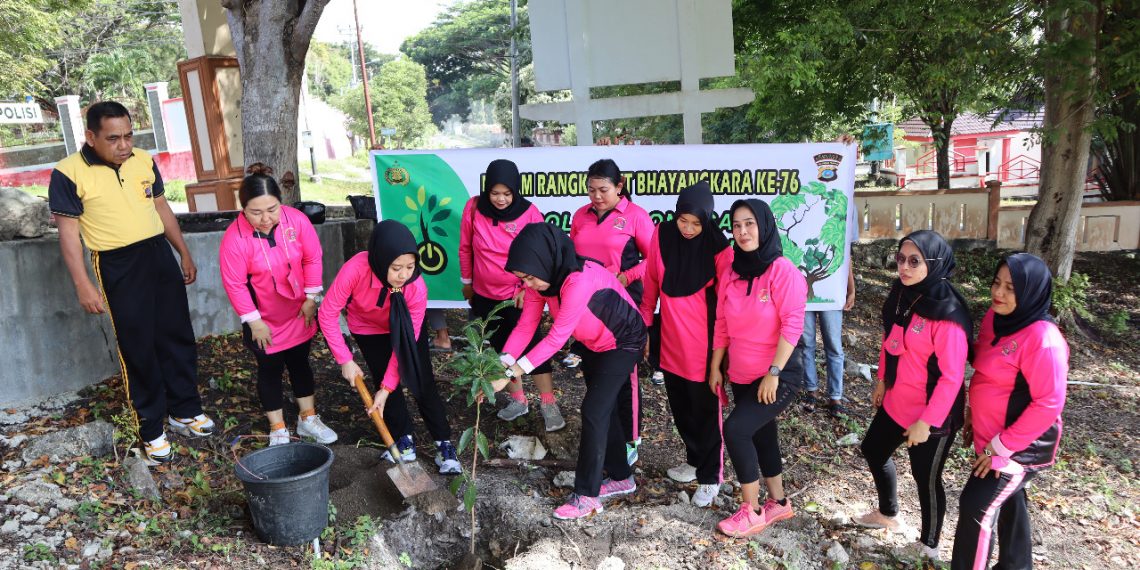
[{"xmin": 353, "ymin": 375, "xmax": 397, "ymax": 449}]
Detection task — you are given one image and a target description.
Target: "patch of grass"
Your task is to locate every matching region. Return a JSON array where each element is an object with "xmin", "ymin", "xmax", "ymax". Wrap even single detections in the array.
[
  {"xmin": 13, "ymin": 185, "xmax": 47, "ymax": 198},
  {"xmin": 22, "ymin": 543, "xmax": 56, "ymax": 564},
  {"xmin": 298, "ymin": 177, "xmax": 371, "ymax": 206}
]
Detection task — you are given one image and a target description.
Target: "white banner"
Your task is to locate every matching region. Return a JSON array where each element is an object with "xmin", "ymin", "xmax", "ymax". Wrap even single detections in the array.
[{"xmin": 370, "ymin": 143, "xmax": 856, "ymax": 310}]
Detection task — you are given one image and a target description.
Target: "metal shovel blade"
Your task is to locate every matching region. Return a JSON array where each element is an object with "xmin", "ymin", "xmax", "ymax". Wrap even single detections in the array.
[{"xmin": 386, "ymin": 459, "xmax": 438, "ymax": 497}]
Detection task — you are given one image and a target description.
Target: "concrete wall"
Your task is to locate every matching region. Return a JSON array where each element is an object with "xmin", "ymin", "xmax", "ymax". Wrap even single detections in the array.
[
  {"xmin": 854, "ymin": 188, "xmax": 991, "ymax": 240},
  {"xmin": 0, "ymin": 220, "xmax": 358, "ymax": 407},
  {"xmin": 997, "ymin": 200, "xmax": 1140, "ymax": 251}
]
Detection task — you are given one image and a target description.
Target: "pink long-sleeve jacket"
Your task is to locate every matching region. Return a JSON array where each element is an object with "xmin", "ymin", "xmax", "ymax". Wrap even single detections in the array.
[
  {"xmin": 317, "ymin": 252, "xmax": 427, "ymax": 391},
  {"xmin": 640, "ymin": 226, "xmax": 735, "ymax": 382},
  {"xmin": 969, "ymin": 310, "xmax": 1067, "ymax": 469},
  {"xmin": 569, "ymin": 197, "xmax": 654, "ymax": 284},
  {"xmin": 877, "ymin": 315, "xmax": 969, "ymax": 429},
  {"xmin": 219, "ymin": 205, "xmax": 324, "ymax": 353},
  {"xmin": 501, "ymin": 261, "xmax": 647, "ymax": 373},
  {"xmin": 458, "ymin": 197, "xmax": 545, "ymax": 301},
  {"xmin": 713, "ymin": 257, "xmax": 807, "ymax": 384}
]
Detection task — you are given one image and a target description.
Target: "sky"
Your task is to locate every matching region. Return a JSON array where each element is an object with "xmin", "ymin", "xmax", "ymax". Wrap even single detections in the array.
[{"xmin": 313, "ymin": 0, "xmax": 456, "ymax": 54}]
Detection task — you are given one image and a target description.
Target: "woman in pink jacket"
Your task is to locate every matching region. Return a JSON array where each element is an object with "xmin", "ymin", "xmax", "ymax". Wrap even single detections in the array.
[
  {"xmin": 570, "ymin": 158, "xmax": 655, "ymax": 463},
  {"xmin": 856, "ymin": 230, "xmax": 972, "ymax": 561},
  {"xmin": 492, "ymin": 223, "xmax": 647, "ymax": 520},
  {"xmin": 219, "ymin": 164, "xmax": 337, "ymax": 446},
  {"xmin": 460, "ymin": 159, "xmax": 564, "ymax": 432},
  {"xmin": 711, "ymin": 199, "xmax": 808, "ymax": 538},
  {"xmin": 639, "ymin": 181, "xmax": 732, "ymax": 507},
  {"xmin": 318, "ymin": 220, "xmax": 460, "ymax": 474},
  {"xmin": 952, "ymin": 253, "xmax": 1067, "ymax": 570}
]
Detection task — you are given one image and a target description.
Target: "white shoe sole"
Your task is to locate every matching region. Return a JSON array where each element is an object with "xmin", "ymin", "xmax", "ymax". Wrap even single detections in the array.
[{"xmin": 297, "ymin": 427, "xmax": 338, "ymax": 445}]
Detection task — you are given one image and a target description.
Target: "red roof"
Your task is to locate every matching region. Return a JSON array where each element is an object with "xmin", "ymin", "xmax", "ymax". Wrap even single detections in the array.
[{"xmin": 898, "ymin": 110, "xmax": 1044, "ymax": 139}]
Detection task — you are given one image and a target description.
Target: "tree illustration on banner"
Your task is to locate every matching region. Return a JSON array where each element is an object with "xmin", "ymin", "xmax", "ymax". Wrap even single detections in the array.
[
  {"xmin": 374, "ymin": 154, "xmax": 468, "ymax": 301},
  {"xmin": 770, "ymin": 181, "xmax": 848, "ymax": 303}
]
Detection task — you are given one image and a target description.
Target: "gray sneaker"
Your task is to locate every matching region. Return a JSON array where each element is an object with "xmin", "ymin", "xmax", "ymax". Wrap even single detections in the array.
[
  {"xmin": 497, "ymin": 399, "xmax": 529, "ymax": 421},
  {"xmin": 540, "ymin": 402, "xmax": 566, "ymax": 432}
]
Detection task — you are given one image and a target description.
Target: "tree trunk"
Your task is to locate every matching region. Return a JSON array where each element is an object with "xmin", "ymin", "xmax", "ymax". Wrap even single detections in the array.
[
  {"xmin": 1024, "ymin": 3, "xmax": 1101, "ymax": 281},
  {"xmin": 222, "ymin": 0, "xmax": 330, "ymax": 205},
  {"xmin": 934, "ymin": 119, "xmax": 953, "ymax": 190}
]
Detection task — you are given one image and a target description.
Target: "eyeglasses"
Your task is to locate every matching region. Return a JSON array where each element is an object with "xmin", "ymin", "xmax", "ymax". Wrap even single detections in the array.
[{"xmin": 895, "ymin": 253, "xmax": 941, "ymax": 269}]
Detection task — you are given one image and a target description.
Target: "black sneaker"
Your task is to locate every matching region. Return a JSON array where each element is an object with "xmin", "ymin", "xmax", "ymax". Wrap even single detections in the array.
[{"xmin": 827, "ymin": 400, "xmax": 850, "ymax": 418}]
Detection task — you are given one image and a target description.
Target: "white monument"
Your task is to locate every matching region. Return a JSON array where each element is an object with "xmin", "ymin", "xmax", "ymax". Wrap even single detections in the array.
[{"xmin": 523, "ymin": 0, "xmax": 754, "ymax": 145}]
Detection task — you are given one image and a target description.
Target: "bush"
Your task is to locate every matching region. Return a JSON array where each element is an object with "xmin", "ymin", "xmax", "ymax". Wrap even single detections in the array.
[{"xmin": 1053, "ymin": 272, "xmax": 1093, "ymax": 321}]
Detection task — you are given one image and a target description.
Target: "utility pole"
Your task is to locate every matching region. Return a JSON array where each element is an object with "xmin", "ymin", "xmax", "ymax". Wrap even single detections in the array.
[
  {"xmin": 353, "ymin": 0, "xmax": 378, "ymax": 149},
  {"xmin": 510, "ymin": 0, "xmax": 520, "ymax": 147}
]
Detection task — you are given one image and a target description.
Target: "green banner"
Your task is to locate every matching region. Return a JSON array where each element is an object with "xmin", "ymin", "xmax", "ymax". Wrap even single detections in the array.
[{"xmin": 372, "ymin": 153, "xmax": 468, "ymax": 302}]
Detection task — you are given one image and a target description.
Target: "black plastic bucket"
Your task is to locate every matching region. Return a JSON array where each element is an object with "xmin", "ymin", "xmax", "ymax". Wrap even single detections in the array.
[{"xmin": 235, "ymin": 443, "xmax": 334, "ymax": 545}]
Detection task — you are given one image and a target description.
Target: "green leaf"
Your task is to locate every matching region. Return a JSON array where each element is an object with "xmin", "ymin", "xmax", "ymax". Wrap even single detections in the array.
[
  {"xmin": 476, "ymin": 432, "xmax": 490, "ymax": 460},
  {"xmin": 432, "ymin": 225, "xmax": 449, "ymax": 238},
  {"xmin": 428, "ymin": 194, "xmax": 438, "ymax": 212},
  {"xmin": 404, "ymin": 196, "xmax": 418, "ymax": 211},
  {"xmin": 431, "ymin": 208, "xmax": 450, "ymax": 223},
  {"xmin": 462, "ymin": 481, "xmax": 477, "ymax": 512},
  {"xmin": 401, "ymin": 213, "xmax": 417, "ymax": 224},
  {"xmin": 458, "ymin": 427, "xmax": 473, "ymax": 455},
  {"xmin": 449, "ymin": 475, "xmax": 465, "ymax": 496},
  {"xmin": 417, "ymin": 186, "xmax": 426, "ymax": 206},
  {"xmin": 481, "ymin": 380, "xmax": 497, "ymax": 406}
]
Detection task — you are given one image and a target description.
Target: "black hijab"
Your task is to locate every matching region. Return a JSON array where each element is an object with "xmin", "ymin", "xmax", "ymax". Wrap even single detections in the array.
[
  {"xmin": 659, "ymin": 181, "xmax": 730, "ymax": 297},
  {"xmin": 730, "ymin": 199, "xmax": 782, "ymax": 294},
  {"xmin": 367, "ymin": 220, "xmax": 426, "ymax": 397},
  {"xmin": 992, "ymin": 252, "xmax": 1055, "ymax": 345},
  {"xmin": 477, "ymin": 159, "xmax": 532, "ymax": 223},
  {"xmin": 505, "ymin": 223, "xmax": 584, "ymax": 297},
  {"xmin": 880, "ymin": 230, "xmax": 973, "ymax": 339}
]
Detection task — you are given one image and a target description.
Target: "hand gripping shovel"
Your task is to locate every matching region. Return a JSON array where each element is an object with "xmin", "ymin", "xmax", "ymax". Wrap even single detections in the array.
[{"xmin": 353, "ymin": 375, "xmax": 438, "ymax": 498}]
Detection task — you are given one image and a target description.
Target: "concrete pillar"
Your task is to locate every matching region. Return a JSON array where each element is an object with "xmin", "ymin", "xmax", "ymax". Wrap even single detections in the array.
[
  {"xmin": 177, "ymin": 0, "xmax": 236, "ymax": 58},
  {"xmin": 54, "ymin": 96, "xmax": 85, "ymax": 156},
  {"xmin": 144, "ymin": 82, "xmax": 170, "ymax": 152}
]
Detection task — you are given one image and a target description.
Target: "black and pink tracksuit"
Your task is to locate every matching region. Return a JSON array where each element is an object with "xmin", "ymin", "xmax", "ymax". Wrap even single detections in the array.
[
  {"xmin": 952, "ymin": 311, "xmax": 1068, "ymax": 570},
  {"xmin": 502, "ymin": 261, "xmax": 647, "ymax": 497}
]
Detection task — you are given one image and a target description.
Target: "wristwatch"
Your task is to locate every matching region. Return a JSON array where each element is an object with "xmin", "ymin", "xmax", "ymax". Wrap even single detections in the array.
[
  {"xmin": 306, "ymin": 293, "xmax": 323, "ymax": 303},
  {"xmin": 504, "ymin": 366, "xmax": 517, "ymax": 379},
  {"xmin": 768, "ymin": 365, "xmax": 781, "ymax": 378}
]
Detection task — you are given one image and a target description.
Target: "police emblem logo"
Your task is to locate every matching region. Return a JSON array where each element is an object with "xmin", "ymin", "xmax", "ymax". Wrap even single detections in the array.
[
  {"xmin": 385, "ymin": 162, "xmax": 410, "ymax": 186},
  {"xmin": 911, "ymin": 317, "xmax": 926, "ymax": 334},
  {"xmin": 813, "ymin": 152, "xmax": 843, "ymax": 182},
  {"xmin": 504, "ymin": 222, "xmax": 518, "ymax": 234},
  {"xmin": 285, "ymin": 227, "xmax": 298, "ymax": 242},
  {"xmin": 1001, "ymin": 340, "xmax": 1018, "ymax": 356},
  {"xmin": 613, "ymin": 217, "xmax": 627, "ymax": 230},
  {"xmin": 143, "ymin": 184, "xmax": 153, "ymax": 198}
]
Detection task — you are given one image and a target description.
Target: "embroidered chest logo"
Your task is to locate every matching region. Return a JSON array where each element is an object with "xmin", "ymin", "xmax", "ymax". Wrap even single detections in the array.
[
  {"xmin": 284, "ymin": 227, "xmax": 298, "ymax": 242},
  {"xmin": 755, "ymin": 288, "xmax": 770, "ymax": 302},
  {"xmin": 612, "ymin": 217, "xmax": 627, "ymax": 230},
  {"xmin": 1001, "ymin": 340, "xmax": 1018, "ymax": 356},
  {"xmin": 910, "ymin": 317, "xmax": 926, "ymax": 334},
  {"xmin": 890, "ymin": 339, "xmax": 900, "ymax": 350},
  {"xmin": 503, "ymin": 222, "xmax": 518, "ymax": 234},
  {"xmin": 143, "ymin": 184, "xmax": 153, "ymax": 198}
]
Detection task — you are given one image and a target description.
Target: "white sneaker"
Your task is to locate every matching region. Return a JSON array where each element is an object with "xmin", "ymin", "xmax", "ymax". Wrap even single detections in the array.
[
  {"xmin": 297, "ymin": 414, "xmax": 338, "ymax": 444},
  {"xmin": 692, "ymin": 483, "xmax": 720, "ymax": 507},
  {"xmin": 143, "ymin": 434, "xmax": 172, "ymax": 466},
  {"xmin": 269, "ymin": 428, "xmax": 291, "ymax": 446},
  {"xmin": 168, "ymin": 414, "xmax": 215, "ymax": 437},
  {"xmin": 902, "ymin": 542, "xmax": 942, "ymax": 561},
  {"xmin": 666, "ymin": 463, "xmax": 697, "ymax": 483}
]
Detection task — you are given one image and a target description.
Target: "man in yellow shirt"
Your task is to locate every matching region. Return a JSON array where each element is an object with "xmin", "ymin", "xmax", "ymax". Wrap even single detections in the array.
[{"xmin": 49, "ymin": 101, "xmax": 213, "ymax": 465}]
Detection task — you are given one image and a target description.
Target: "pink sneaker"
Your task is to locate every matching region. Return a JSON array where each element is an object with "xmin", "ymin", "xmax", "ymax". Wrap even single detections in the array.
[
  {"xmin": 598, "ymin": 476, "xmax": 636, "ymax": 499},
  {"xmin": 553, "ymin": 494, "xmax": 603, "ymax": 520},
  {"xmin": 760, "ymin": 498, "xmax": 795, "ymax": 525},
  {"xmin": 717, "ymin": 504, "xmax": 768, "ymax": 537}
]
